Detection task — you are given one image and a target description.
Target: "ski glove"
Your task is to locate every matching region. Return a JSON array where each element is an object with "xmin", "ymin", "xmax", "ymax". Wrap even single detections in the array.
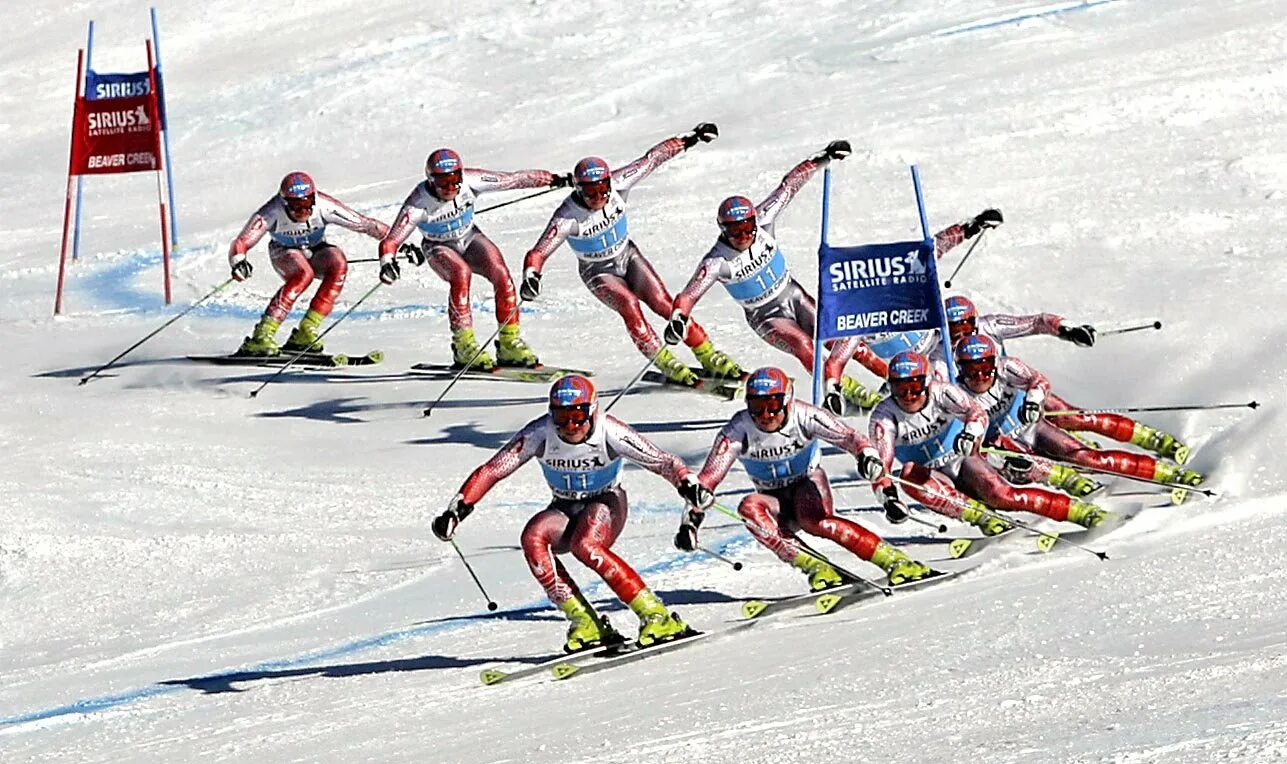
[
  {"xmin": 674, "ymin": 508, "xmax": 704, "ymax": 552},
  {"xmin": 882, "ymin": 486, "xmax": 909, "ymax": 525},
  {"xmin": 677, "ymin": 475, "xmax": 713, "ymax": 510},
  {"xmin": 953, "ymin": 430, "xmax": 978, "ymax": 457},
  {"xmin": 1019, "ymin": 399, "xmax": 1044, "ymax": 425},
  {"xmin": 823, "ymin": 382, "xmax": 845, "ymax": 416},
  {"xmin": 663, "ymin": 310, "xmax": 690, "ymax": 346},
  {"xmin": 857, "ymin": 451, "xmax": 885, "ymax": 482},
  {"xmin": 230, "ymin": 259, "xmax": 253, "ymax": 282},
  {"xmin": 549, "ymin": 172, "xmax": 574, "ymax": 188},
  {"xmin": 1058, "ymin": 324, "xmax": 1096, "ymax": 347},
  {"xmin": 519, "ymin": 268, "xmax": 542, "ymax": 301},
  {"xmin": 379, "ymin": 258, "xmax": 401, "ymax": 285},
  {"xmin": 681, "ymin": 122, "xmax": 719, "ymax": 149},
  {"xmin": 399, "ymin": 242, "xmax": 426, "ymax": 266},
  {"xmin": 962, "ymin": 208, "xmax": 1004, "ymax": 239},
  {"xmin": 811, "ymin": 139, "xmax": 852, "ymax": 163},
  {"xmin": 432, "ymin": 496, "xmax": 475, "ymax": 542}
]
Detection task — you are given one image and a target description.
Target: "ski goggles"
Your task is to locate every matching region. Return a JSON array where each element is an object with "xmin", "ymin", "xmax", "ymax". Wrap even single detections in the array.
[
  {"xmin": 284, "ymin": 195, "xmax": 315, "ymax": 217},
  {"xmin": 720, "ymin": 219, "xmax": 756, "ymax": 242},
  {"xmin": 431, "ymin": 170, "xmax": 463, "ymax": 192},
  {"xmin": 889, "ymin": 377, "xmax": 927, "ymax": 400},
  {"xmin": 948, "ymin": 317, "xmax": 978, "ymax": 343},
  {"xmin": 577, "ymin": 180, "xmax": 611, "ymax": 201},
  {"xmin": 746, "ymin": 394, "xmax": 786, "ymax": 417},
  {"xmin": 551, "ymin": 404, "xmax": 592, "ymax": 428},
  {"xmin": 957, "ymin": 358, "xmax": 996, "ymax": 384}
]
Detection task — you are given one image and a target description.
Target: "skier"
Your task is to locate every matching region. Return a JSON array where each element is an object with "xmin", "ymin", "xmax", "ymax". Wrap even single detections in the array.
[
  {"xmin": 677, "ymin": 367, "xmax": 933, "ymax": 587},
  {"xmin": 943, "ymin": 294, "xmax": 1192, "ymax": 463},
  {"xmin": 228, "ymin": 172, "xmax": 389, "ymax": 356},
  {"xmin": 952, "ymin": 334, "xmax": 1204, "ymax": 494},
  {"xmin": 433, "ymin": 374, "xmax": 711, "ymax": 652},
  {"xmin": 378, "ymin": 149, "xmax": 567, "ymax": 370},
  {"xmin": 519, "ymin": 124, "xmax": 745, "ymax": 387},
  {"xmin": 869, "ymin": 351, "xmax": 1109, "ymax": 534}
]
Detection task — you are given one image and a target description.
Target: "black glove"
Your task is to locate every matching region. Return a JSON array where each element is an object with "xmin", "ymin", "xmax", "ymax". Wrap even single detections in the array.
[
  {"xmin": 1057, "ymin": 324, "xmax": 1096, "ymax": 347},
  {"xmin": 549, "ymin": 172, "xmax": 573, "ymax": 188},
  {"xmin": 811, "ymin": 139, "xmax": 852, "ymax": 163},
  {"xmin": 953, "ymin": 430, "xmax": 978, "ymax": 457},
  {"xmin": 519, "ymin": 267, "xmax": 542, "ymax": 302},
  {"xmin": 432, "ymin": 496, "xmax": 475, "ymax": 542},
  {"xmin": 398, "ymin": 242, "xmax": 426, "ymax": 266},
  {"xmin": 1002, "ymin": 454, "xmax": 1035, "ymax": 484},
  {"xmin": 962, "ymin": 208, "xmax": 1004, "ymax": 239},
  {"xmin": 681, "ymin": 122, "xmax": 719, "ymax": 149},
  {"xmin": 857, "ymin": 452, "xmax": 885, "ymax": 482},
  {"xmin": 677, "ymin": 475, "xmax": 713, "ymax": 509},
  {"xmin": 882, "ymin": 487, "xmax": 909, "ymax": 525},
  {"xmin": 379, "ymin": 258, "xmax": 401, "ymax": 285},
  {"xmin": 663, "ymin": 310, "xmax": 690, "ymax": 345},
  {"xmin": 230, "ymin": 259, "xmax": 253, "ymax": 282},
  {"xmin": 823, "ymin": 383, "xmax": 844, "ymax": 416},
  {"xmin": 673, "ymin": 508, "xmax": 704, "ymax": 552},
  {"xmin": 1019, "ymin": 399, "xmax": 1044, "ymax": 425}
]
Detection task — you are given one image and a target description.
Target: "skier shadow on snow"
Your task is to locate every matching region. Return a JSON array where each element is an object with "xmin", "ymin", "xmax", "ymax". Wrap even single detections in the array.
[
  {"xmin": 412, "ymin": 588, "xmax": 745, "ymax": 628},
  {"xmin": 36, "ymin": 356, "xmax": 191, "ymax": 380},
  {"xmin": 256, "ymin": 393, "xmax": 549, "ymax": 425},
  {"xmin": 160, "ymin": 653, "xmax": 531, "ymax": 694},
  {"xmin": 405, "ymin": 422, "xmax": 523, "ymax": 450}
]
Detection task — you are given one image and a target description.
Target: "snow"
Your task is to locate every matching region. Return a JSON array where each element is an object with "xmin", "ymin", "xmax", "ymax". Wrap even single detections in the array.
[{"xmin": 2, "ymin": 0, "xmax": 1285, "ymax": 761}]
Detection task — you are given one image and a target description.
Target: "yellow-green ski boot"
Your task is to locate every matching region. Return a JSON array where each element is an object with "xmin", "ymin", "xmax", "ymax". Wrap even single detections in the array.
[
  {"xmin": 841, "ymin": 375, "xmax": 885, "ymax": 411},
  {"xmin": 653, "ymin": 347, "xmax": 699, "ymax": 387},
  {"xmin": 496, "ymin": 323, "xmax": 540, "ymax": 368},
  {"xmin": 792, "ymin": 550, "xmax": 845, "ymax": 591},
  {"xmin": 283, "ymin": 309, "xmax": 325, "ymax": 353},
  {"xmin": 629, "ymin": 589, "xmax": 691, "ymax": 647},
  {"xmin": 1131, "ymin": 423, "xmax": 1191, "ymax": 465},
  {"xmin": 237, "ymin": 316, "xmax": 281, "ymax": 356},
  {"xmin": 558, "ymin": 596, "xmax": 623, "ymax": 654},
  {"xmin": 870, "ymin": 541, "xmax": 932, "ymax": 585},
  {"xmin": 961, "ymin": 501, "xmax": 1013, "ymax": 536},
  {"xmin": 1154, "ymin": 462, "xmax": 1205, "ymax": 504},
  {"xmin": 1046, "ymin": 464, "xmax": 1101, "ymax": 498},
  {"xmin": 451, "ymin": 327, "xmax": 496, "ymax": 371},
  {"xmin": 1066, "ymin": 500, "xmax": 1109, "ymax": 529},
  {"xmin": 692, "ymin": 339, "xmax": 744, "ymax": 380}
]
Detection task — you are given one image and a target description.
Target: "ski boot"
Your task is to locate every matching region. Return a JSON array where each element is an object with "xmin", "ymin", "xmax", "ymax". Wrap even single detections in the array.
[
  {"xmin": 1154, "ymin": 462, "xmax": 1205, "ymax": 504},
  {"xmin": 1131, "ymin": 423, "xmax": 1191, "ymax": 465},
  {"xmin": 692, "ymin": 339, "xmax": 744, "ymax": 380},
  {"xmin": 841, "ymin": 375, "xmax": 885, "ymax": 411},
  {"xmin": 237, "ymin": 316, "xmax": 281, "ymax": 357},
  {"xmin": 961, "ymin": 501, "xmax": 1013, "ymax": 536},
  {"xmin": 1066, "ymin": 500, "xmax": 1109, "ymax": 529},
  {"xmin": 870, "ymin": 542, "xmax": 932, "ymax": 586},
  {"xmin": 792, "ymin": 550, "xmax": 845, "ymax": 592},
  {"xmin": 629, "ymin": 589, "xmax": 691, "ymax": 647},
  {"xmin": 283, "ymin": 309, "xmax": 325, "ymax": 353},
  {"xmin": 451, "ymin": 327, "xmax": 496, "ymax": 371},
  {"xmin": 1046, "ymin": 463, "xmax": 1102, "ymax": 498},
  {"xmin": 652, "ymin": 347, "xmax": 699, "ymax": 387},
  {"xmin": 495, "ymin": 323, "xmax": 540, "ymax": 368},
  {"xmin": 558, "ymin": 596, "xmax": 624, "ymax": 654}
]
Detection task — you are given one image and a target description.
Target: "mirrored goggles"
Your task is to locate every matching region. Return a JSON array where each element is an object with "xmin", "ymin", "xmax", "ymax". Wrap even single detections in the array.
[
  {"xmin": 551, "ymin": 404, "xmax": 592, "ymax": 427},
  {"xmin": 890, "ymin": 377, "xmax": 927, "ymax": 399},
  {"xmin": 746, "ymin": 394, "xmax": 786, "ymax": 417},
  {"xmin": 720, "ymin": 219, "xmax": 756, "ymax": 240}
]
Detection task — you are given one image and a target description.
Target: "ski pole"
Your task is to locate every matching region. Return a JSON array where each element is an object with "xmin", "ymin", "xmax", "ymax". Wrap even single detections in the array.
[
  {"xmin": 891, "ymin": 475, "xmax": 1108, "ymax": 561},
  {"xmin": 697, "ymin": 545, "xmax": 744, "ymax": 571},
  {"xmin": 345, "ymin": 250, "xmax": 422, "ymax": 265},
  {"xmin": 1045, "ymin": 401, "xmax": 1258, "ymax": 416},
  {"xmin": 80, "ymin": 278, "xmax": 235, "ymax": 385},
  {"xmin": 451, "ymin": 539, "xmax": 498, "ymax": 611},
  {"xmin": 943, "ymin": 229, "xmax": 986, "ymax": 289},
  {"xmin": 709, "ymin": 501, "xmax": 891, "ymax": 595},
  {"xmin": 981, "ymin": 446, "xmax": 1218, "ymax": 498},
  {"xmin": 907, "ymin": 513, "xmax": 949, "ymax": 534},
  {"xmin": 602, "ymin": 344, "xmax": 669, "ymax": 414},
  {"xmin": 422, "ymin": 301, "xmax": 522, "ymax": 418},
  {"xmin": 248, "ymin": 282, "xmax": 382, "ymax": 398},
  {"xmin": 1099, "ymin": 321, "xmax": 1162, "ymax": 337},
  {"xmin": 475, "ymin": 186, "xmax": 562, "ymax": 215}
]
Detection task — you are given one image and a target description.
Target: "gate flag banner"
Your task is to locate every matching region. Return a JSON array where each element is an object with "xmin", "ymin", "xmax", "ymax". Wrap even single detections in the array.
[
  {"xmin": 70, "ymin": 91, "xmax": 161, "ymax": 175},
  {"xmin": 816, "ymin": 239, "xmax": 943, "ymax": 342},
  {"xmin": 86, "ymin": 68, "xmax": 166, "ymax": 127}
]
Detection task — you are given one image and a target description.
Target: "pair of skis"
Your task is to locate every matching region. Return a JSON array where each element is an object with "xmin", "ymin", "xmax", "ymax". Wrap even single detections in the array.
[{"xmin": 188, "ymin": 350, "xmax": 384, "ymax": 368}]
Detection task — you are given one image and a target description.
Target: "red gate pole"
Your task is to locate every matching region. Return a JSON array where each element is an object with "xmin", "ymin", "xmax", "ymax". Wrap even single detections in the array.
[
  {"xmin": 55, "ymin": 48, "xmax": 85, "ymax": 316},
  {"xmin": 146, "ymin": 40, "xmax": 171, "ymax": 304}
]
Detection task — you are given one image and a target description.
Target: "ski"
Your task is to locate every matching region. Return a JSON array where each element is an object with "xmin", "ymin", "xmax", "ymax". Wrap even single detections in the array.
[
  {"xmin": 548, "ymin": 620, "xmax": 758, "ymax": 682},
  {"xmin": 815, "ymin": 568, "xmax": 959, "ymax": 616},
  {"xmin": 479, "ymin": 640, "xmax": 625, "ymax": 686},
  {"xmin": 944, "ymin": 526, "xmax": 1022, "ymax": 560},
  {"xmin": 188, "ymin": 350, "xmax": 383, "ymax": 368},
  {"xmin": 641, "ymin": 369, "xmax": 745, "ymax": 401},
  {"xmin": 741, "ymin": 581, "xmax": 886, "ymax": 620},
  {"xmin": 1034, "ymin": 502, "xmax": 1145, "ymax": 553},
  {"xmin": 409, "ymin": 362, "xmax": 591, "ymax": 384}
]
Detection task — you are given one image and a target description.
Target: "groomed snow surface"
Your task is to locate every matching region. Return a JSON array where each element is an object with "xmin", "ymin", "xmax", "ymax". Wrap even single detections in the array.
[{"xmin": 2, "ymin": 1, "xmax": 1285, "ymax": 761}]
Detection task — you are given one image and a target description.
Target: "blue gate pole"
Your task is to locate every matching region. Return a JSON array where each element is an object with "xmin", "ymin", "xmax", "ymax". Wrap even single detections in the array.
[
  {"xmin": 71, "ymin": 20, "xmax": 94, "ymax": 261},
  {"xmin": 151, "ymin": 7, "xmax": 179, "ymax": 245},
  {"xmin": 812, "ymin": 167, "xmax": 833, "ymax": 406},
  {"xmin": 911, "ymin": 165, "xmax": 957, "ymax": 381}
]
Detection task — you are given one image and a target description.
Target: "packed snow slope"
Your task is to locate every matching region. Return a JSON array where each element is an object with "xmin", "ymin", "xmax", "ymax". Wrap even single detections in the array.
[{"xmin": 2, "ymin": 1, "xmax": 1285, "ymax": 761}]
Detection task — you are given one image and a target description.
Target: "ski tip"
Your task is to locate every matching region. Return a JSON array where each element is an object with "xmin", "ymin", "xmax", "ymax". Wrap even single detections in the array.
[
  {"xmin": 948, "ymin": 538, "xmax": 973, "ymax": 559},
  {"xmin": 1036, "ymin": 534, "xmax": 1058, "ymax": 553},
  {"xmin": 815, "ymin": 593, "xmax": 843, "ymax": 614},
  {"xmin": 741, "ymin": 601, "xmax": 768, "ymax": 619},
  {"xmin": 331, "ymin": 353, "xmax": 350, "ymax": 366},
  {"xmin": 551, "ymin": 663, "xmax": 579, "ymax": 681},
  {"xmin": 480, "ymin": 669, "xmax": 507, "ymax": 686},
  {"xmin": 367, "ymin": 350, "xmax": 385, "ymax": 363}
]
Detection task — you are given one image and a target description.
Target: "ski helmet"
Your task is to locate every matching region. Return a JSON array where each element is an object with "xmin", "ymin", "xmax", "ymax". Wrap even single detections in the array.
[
  {"xmin": 573, "ymin": 157, "xmax": 611, "ymax": 186},
  {"xmin": 944, "ymin": 295, "xmax": 979, "ymax": 344},
  {"xmin": 279, "ymin": 172, "xmax": 316, "ymax": 220},
  {"xmin": 745, "ymin": 366, "xmax": 793, "ymax": 431},
  {"xmin": 954, "ymin": 333, "xmax": 999, "ymax": 393},
  {"xmin": 425, "ymin": 148, "xmax": 463, "ymax": 179},
  {"xmin": 549, "ymin": 374, "xmax": 598, "ymax": 441},
  {"xmin": 887, "ymin": 351, "xmax": 932, "ymax": 412},
  {"xmin": 717, "ymin": 195, "xmax": 757, "ymax": 245}
]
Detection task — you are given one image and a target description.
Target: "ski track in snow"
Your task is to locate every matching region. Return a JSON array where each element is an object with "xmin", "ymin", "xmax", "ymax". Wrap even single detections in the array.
[{"xmin": 3, "ymin": 0, "xmax": 1286, "ymax": 761}]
